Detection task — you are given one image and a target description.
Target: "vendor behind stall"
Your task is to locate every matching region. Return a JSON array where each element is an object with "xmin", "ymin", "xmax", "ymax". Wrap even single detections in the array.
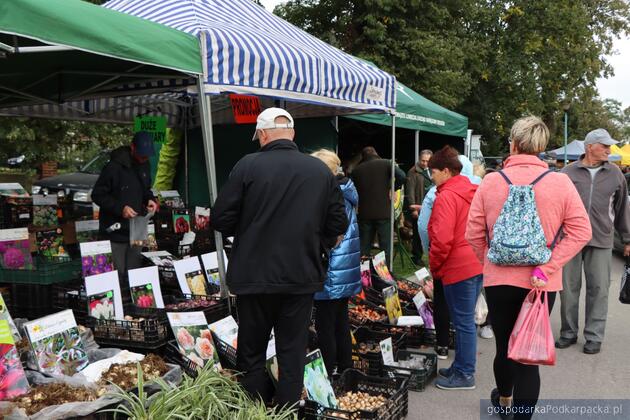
[{"xmin": 91, "ymin": 131, "xmax": 159, "ymax": 277}]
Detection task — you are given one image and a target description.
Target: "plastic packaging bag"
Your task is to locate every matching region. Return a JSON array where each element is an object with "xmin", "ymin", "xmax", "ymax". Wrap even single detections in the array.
[
  {"xmin": 619, "ymin": 261, "xmax": 630, "ymax": 304},
  {"xmin": 508, "ymin": 289, "xmax": 555, "ymax": 366},
  {"xmin": 474, "ymin": 293, "xmax": 488, "ymax": 325},
  {"xmin": 130, "ymin": 211, "xmax": 155, "ymax": 246}
]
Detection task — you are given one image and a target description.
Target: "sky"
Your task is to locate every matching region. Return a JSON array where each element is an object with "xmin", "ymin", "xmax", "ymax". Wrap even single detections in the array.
[{"xmin": 260, "ymin": 1, "xmax": 629, "ymax": 109}]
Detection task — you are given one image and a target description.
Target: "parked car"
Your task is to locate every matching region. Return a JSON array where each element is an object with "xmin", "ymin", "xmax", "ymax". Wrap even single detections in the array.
[{"xmin": 32, "ymin": 152, "xmax": 109, "ymax": 216}]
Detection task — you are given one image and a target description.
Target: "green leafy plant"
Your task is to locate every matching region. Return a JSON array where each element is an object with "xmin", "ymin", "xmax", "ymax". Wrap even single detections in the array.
[{"xmin": 104, "ymin": 363, "xmax": 298, "ymax": 419}]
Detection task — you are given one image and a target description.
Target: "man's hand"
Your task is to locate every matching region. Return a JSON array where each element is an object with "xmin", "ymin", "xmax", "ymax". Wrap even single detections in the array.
[
  {"xmin": 147, "ymin": 199, "xmax": 159, "ymax": 214},
  {"xmin": 335, "ymin": 234, "xmax": 344, "ymax": 247},
  {"xmin": 624, "ymin": 244, "xmax": 630, "ymax": 257},
  {"xmin": 409, "ymin": 204, "xmax": 421, "ymax": 212},
  {"xmin": 530, "ymin": 276, "xmax": 547, "ymax": 289},
  {"xmin": 122, "ymin": 205, "xmax": 138, "ymax": 219}
]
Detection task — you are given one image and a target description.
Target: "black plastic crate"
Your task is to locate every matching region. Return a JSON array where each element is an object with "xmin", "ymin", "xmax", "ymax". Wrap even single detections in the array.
[
  {"xmin": 348, "ymin": 299, "xmax": 387, "ymax": 326},
  {"xmin": 302, "ymin": 369, "xmax": 408, "ymax": 420},
  {"xmin": 88, "ymin": 305, "xmax": 169, "ymax": 350},
  {"xmin": 352, "ymin": 327, "xmax": 406, "ymax": 377},
  {"xmin": 164, "ymin": 340, "xmax": 199, "ymax": 378},
  {"xmin": 1, "ymin": 196, "xmax": 32, "ymax": 228},
  {"xmin": 420, "ymin": 327, "xmax": 457, "ymax": 349},
  {"xmin": 383, "ymin": 349, "xmax": 437, "ymax": 392},
  {"xmin": 1, "ymin": 282, "xmax": 55, "ymax": 319},
  {"xmin": 212, "ymin": 334, "xmax": 237, "ymax": 370},
  {"xmin": 371, "ymin": 322, "xmax": 424, "ymax": 348},
  {"xmin": 163, "ymin": 293, "xmax": 229, "ymax": 324},
  {"xmin": 51, "ymin": 281, "xmax": 88, "ymax": 325}
]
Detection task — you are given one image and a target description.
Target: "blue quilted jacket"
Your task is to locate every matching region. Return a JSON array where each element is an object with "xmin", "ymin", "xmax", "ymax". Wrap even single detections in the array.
[{"xmin": 315, "ymin": 177, "xmax": 362, "ymax": 300}]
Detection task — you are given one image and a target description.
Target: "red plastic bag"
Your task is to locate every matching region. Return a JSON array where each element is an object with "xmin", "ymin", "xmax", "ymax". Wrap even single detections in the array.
[{"xmin": 508, "ymin": 289, "xmax": 556, "ymax": 366}]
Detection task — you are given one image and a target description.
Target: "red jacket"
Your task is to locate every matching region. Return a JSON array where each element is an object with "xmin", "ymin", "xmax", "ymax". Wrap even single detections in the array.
[{"xmin": 428, "ymin": 175, "xmax": 482, "ymax": 285}]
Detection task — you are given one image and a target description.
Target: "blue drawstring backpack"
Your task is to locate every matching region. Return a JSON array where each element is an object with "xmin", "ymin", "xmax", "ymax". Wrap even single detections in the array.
[{"xmin": 487, "ymin": 170, "xmax": 560, "ymax": 266}]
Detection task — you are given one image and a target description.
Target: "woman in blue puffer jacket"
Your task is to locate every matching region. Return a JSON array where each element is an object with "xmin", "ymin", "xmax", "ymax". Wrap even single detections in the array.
[{"xmin": 311, "ymin": 149, "xmax": 362, "ymax": 376}]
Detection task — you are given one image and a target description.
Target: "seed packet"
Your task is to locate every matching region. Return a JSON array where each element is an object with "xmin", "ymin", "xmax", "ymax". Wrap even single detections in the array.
[
  {"xmin": 32, "ymin": 195, "xmax": 58, "ymax": 227},
  {"xmin": 146, "ymin": 223, "xmax": 158, "ymax": 251},
  {"xmin": 0, "ymin": 319, "xmax": 29, "ymax": 400},
  {"xmin": 79, "ymin": 240, "xmax": 114, "ymax": 277},
  {"xmin": 0, "ymin": 293, "xmax": 20, "ymax": 342},
  {"xmin": 303, "ymin": 349, "xmax": 338, "ymax": 409},
  {"xmin": 208, "ymin": 316, "xmax": 239, "ymax": 350},
  {"xmin": 141, "ymin": 250, "xmax": 176, "ymax": 268},
  {"xmin": 75, "ymin": 220, "xmax": 99, "ymax": 243},
  {"xmin": 200, "ymin": 251, "xmax": 228, "ymax": 287},
  {"xmin": 194, "ymin": 207, "xmax": 210, "ymax": 231},
  {"xmin": 174, "ymin": 256, "xmax": 209, "ymax": 296},
  {"xmin": 372, "ymin": 251, "xmax": 394, "ymax": 282},
  {"xmin": 128, "ymin": 266, "xmax": 164, "ymax": 309},
  {"xmin": 158, "ymin": 190, "xmax": 185, "ymax": 209},
  {"xmin": 360, "ymin": 259, "xmax": 371, "ymax": 288},
  {"xmin": 382, "ymin": 285, "xmax": 403, "ymax": 325},
  {"xmin": 0, "ymin": 228, "xmax": 34, "ymax": 270},
  {"xmin": 24, "ymin": 309, "xmax": 89, "ymax": 376},
  {"xmin": 172, "ymin": 209, "xmax": 191, "ymax": 234},
  {"xmin": 85, "ymin": 271, "xmax": 124, "ymax": 321},
  {"xmin": 36, "ymin": 227, "xmax": 69, "ymax": 260},
  {"xmin": 167, "ymin": 311, "xmax": 221, "ymax": 370}
]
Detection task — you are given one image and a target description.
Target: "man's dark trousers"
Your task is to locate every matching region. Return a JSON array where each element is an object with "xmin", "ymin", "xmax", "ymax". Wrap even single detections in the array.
[{"xmin": 236, "ymin": 293, "xmax": 313, "ymax": 407}]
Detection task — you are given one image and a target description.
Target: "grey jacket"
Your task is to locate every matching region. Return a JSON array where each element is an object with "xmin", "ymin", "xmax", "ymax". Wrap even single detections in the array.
[{"xmin": 562, "ymin": 159, "xmax": 630, "ymax": 248}]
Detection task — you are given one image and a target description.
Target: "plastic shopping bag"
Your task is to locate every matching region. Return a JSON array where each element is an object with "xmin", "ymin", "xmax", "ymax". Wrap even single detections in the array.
[
  {"xmin": 619, "ymin": 261, "xmax": 630, "ymax": 304},
  {"xmin": 507, "ymin": 289, "xmax": 556, "ymax": 366},
  {"xmin": 474, "ymin": 292, "xmax": 488, "ymax": 325}
]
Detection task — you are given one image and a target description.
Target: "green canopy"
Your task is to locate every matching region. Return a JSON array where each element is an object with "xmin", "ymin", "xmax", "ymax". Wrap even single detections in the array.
[
  {"xmin": 0, "ymin": 0, "xmax": 202, "ymax": 109},
  {"xmin": 347, "ymin": 82, "xmax": 468, "ymax": 137}
]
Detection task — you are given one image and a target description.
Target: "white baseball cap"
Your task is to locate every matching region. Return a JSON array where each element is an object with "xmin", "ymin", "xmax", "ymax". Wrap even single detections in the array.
[
  {"xmin": 584, "ymin": 128, "xmax": 618, "ymax": 146},
  {"xmin": 252, "ymin": 107, "xmax": 294, "ymax": 141}
]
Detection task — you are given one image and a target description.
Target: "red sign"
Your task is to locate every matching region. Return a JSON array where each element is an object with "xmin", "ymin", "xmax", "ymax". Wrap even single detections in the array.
[{"xmin": 229, "ymin": 94, "xmax": 261, "ymax": 124}]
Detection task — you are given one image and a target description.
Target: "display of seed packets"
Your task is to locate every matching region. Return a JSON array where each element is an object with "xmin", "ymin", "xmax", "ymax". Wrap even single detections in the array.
[
  {"xmin": 0, "ymin": 293, "xmax": 20, "ymax": 342},
  {"xmin": 209, "ymin": 316, "xmax": 238, "ymax": 350},
  {"xmin": 0, "ymin": 228, "xmax": 34, "ymax": 270},
  {"xmin": 194, "ymin": 207, "xmax": 210, "ymax": 231},
  {"xmin": 24, "ymin": 309, "xmax": 89, "ymax": 376},
  {"xmin": 85, "ymin": 271, "xmax": 124, "ymax": 321},
  {"xmin": 0, "ymin": 183, "xmax": 28, "ymax": 197},
  {"xmin": 0, "ymin": 320, "xmax": 29, "ymax": 400},
  {"xmin": 80, "ymin": 240, "xmax": 114, "ymax": 277},
  {"xmin": 360, "ymin": 259, "xmax": 371, "ymax": 288},
  {"xmin": 36, "ymin": 227, "xmax": 68, "ymax": 260},
  {"xmin": 200, "ymin": 251, "xmax": 228, "ymax": 286},
  {"xmin": 383, "ymin": 285, "xmax": 403, "ymax": 325},
  {"xmin": 372, "ymin": 251, "xmax": 394, "ymax": 282},
  {"xmin": 32, "ymin": 194, "xmax": 58, "ymax": 227},
  {"xmin": 304, "ymin": 349, "xmax": 338, "ymax": 409},
  {"xmin": 158, "ymin": 190, "xmax": 185, "ymax": 209},
  {"xmin": 128, "ymin": 266, "xmax": 164, "ymax": 309},
  {"xmin": 75, "ymin": 220, "xmax": 100, "ymax": 243},
  {"xmin": 173, "ymin": 256, "xmax": 209, "ymax": 296},
  {"xmin": 172, "ymin": 209, "xmax": 191, "ymax": 234},
  {"xmin": 167, "ymin": 311, "xmax": 221, "ymax": 370}
]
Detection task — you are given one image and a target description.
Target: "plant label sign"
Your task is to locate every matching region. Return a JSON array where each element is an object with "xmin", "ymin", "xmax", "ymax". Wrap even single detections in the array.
[
  {"xmin": 411, "ymin": 267, "xmax": 431, "ymax": 285},
  {"xmin": 379, "ymin": 337, "xmax": 395, "ymax": 366}
]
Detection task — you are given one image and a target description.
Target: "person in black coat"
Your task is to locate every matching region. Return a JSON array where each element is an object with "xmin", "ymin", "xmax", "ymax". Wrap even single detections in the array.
[
  {"xmin": 91, "ymin": 131, "xmax": 158, "ymax": 277},
  {"xmin": 212, "ymin": 108, "xmax": 348, "ymax": 408}
]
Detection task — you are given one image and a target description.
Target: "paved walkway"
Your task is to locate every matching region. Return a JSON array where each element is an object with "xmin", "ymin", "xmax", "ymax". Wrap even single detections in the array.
[{"xmin": 408, "ymin": 254, "xmax": 630, "ymax": 420}]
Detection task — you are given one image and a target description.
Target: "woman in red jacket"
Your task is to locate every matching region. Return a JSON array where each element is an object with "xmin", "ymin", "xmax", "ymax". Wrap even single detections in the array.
[{"xmin": 428, "ymin": 146, "xmax": 483, "ymax": 390}]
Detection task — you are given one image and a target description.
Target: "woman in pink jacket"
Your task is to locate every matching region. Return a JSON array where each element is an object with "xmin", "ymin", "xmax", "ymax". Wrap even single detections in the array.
[{"xmin": 466, "ymin": 116, "xmax": 591, "ymax": 419}]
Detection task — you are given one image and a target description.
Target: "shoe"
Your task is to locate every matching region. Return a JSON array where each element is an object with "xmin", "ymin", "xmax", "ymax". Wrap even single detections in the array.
[
  {"xmin": 554, "ymin": 336, "xmax": 577, "ymax": 349},
  {"xmin": 438, "ymin": 365, "xmax": 453, "ymax": 379},
  {"xmin": 583, "ymin": 341, "xmax": 601, "ymax": 354},
  {"xmin": 479, "ymin": 325, "xmax": 494, "ymax": 339},
  {"xmin": 435, "ymin": 370, "xmax": 475, "ymax": 390},
  {"xmin": 490, "ymin": 388, "xmax": 514, "ymax": 420},
  {"xmin": 435, "ymin": 346, "xmax": 448, "ymax": 360}
]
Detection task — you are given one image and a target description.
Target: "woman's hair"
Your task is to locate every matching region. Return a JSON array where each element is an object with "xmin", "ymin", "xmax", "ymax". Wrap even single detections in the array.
[
  {"xmin": 473, "ymin": 163, "xmax": 486, "ymax": 179},
  {"xmin": 311, "ymin": 149, "xmax": 341, "ymax": 175},
  {"xmin": 510, "ymin": 116, "xmax": 549, "ymax": 155},
  {"xmin": 428, "ymin": 145, "xmax": 462, "ymax": 174}
]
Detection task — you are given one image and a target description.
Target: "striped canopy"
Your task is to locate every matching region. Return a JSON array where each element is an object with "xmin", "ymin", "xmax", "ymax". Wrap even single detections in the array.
[{"xmin": 103, "ymin": 0, "xmax": 396, "ymax": 113}]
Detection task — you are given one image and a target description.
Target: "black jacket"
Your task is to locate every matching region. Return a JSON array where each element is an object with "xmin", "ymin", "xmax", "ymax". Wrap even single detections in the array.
[
  {"xmin": 91, "ymin": 146, "xmax": 154, "ymax": 243},
  {"xmin": 351, "ymin": 156, "xmax": 407, "ymax": 220},
  {"xmin": 211, "ymin": 140, "xmax": 348, "ymax": 295}
]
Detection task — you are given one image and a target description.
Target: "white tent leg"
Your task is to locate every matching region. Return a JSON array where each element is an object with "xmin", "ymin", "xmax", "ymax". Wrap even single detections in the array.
[
  {"xmin": 196, "ymin": 75, "xmax": 230, "ymax": 309},
  {"xmin": 414, "ymin": 130, "xmax": 419, "ymax": 163},
  {"xmin": 389, "ymin": 115, "xmax": 396, "ymax": 270}
]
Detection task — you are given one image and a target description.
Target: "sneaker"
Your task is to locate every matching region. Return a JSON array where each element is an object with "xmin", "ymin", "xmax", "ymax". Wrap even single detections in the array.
[
  {"xmin": 479, "ymin": 325, "xmax": 494, "ymax": 339},
  {"xmin": 435, "ymin": 370, "xmax": 475, "ymax": 390},
  {"xmin": 438, "ymin": 365, "xmax": 453, "ymax": 378},
  {"xmin": 435, "ymin": 346, "xmax": 448, "ymax": 360},
  {"xmin": 490, "ymin": 388, "xmax": 513, "ymax": 420}
]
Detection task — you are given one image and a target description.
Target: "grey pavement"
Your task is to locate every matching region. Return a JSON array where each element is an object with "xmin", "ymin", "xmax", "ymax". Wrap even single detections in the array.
[{"xmin": 407, "ymin": 253, "xmax": 630, "ymax": 420}]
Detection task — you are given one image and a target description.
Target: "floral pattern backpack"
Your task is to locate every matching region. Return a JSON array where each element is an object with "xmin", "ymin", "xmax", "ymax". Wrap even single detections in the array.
[{"xmin": 487, "ymin": 170, "xmax": 560, "ymax": 266}]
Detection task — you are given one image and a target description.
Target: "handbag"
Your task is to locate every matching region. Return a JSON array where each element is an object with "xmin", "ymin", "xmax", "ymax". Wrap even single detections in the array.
[
  {"xmin": 508, "ymin": 289, "xmax": 556, "ymax": 366},
  {"xmin": 620, "ymin": 259, "xmax": 630, "ymax": 304}
]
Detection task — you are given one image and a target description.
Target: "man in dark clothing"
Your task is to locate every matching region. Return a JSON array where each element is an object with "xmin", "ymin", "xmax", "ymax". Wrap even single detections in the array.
[
  {"xmin": 91, "ymin": 131, "xmax": 158, "ymax": 277},
  {"xmin": 351, "ymin": 146, "xmax": 406, "ymax": 265},
  {"xmin": 405, "ymin": 149, "xmax": 433, "ymax": 265},
  {"xmin": 211, "ymin": 108, "xmax": 348, "ymax": 407}
]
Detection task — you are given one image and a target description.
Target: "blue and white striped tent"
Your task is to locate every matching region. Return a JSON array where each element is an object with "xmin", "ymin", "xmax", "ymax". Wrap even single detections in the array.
[{"xmin": 103, "ymin": 0, "xmax": 396, "ymax": 113}]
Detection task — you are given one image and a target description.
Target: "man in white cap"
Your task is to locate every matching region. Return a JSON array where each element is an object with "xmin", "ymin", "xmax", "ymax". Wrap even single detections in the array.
[
  {"xmin": 557, "ymin": 128, "xmax": 630, "ymax": 354},
  {"xmin": 212, "ymin": 108, "xmax": 348, "ymax": 407}
]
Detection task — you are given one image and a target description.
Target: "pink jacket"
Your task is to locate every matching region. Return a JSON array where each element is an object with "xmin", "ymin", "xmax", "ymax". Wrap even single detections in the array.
[{"xmin": 465, "ymin": 155, "xmax": 592, "ymax": 291}]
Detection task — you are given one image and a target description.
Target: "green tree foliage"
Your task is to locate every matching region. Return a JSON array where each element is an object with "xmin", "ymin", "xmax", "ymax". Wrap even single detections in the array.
[{"xmin": 276, "ymin": 0, "xmax": 630, "ymax": 153}]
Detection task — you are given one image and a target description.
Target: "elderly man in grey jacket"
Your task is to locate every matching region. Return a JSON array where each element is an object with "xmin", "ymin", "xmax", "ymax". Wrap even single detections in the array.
[{"xmin": 557, "ymin": 128, "xmax": 630, "ymax": 355}]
